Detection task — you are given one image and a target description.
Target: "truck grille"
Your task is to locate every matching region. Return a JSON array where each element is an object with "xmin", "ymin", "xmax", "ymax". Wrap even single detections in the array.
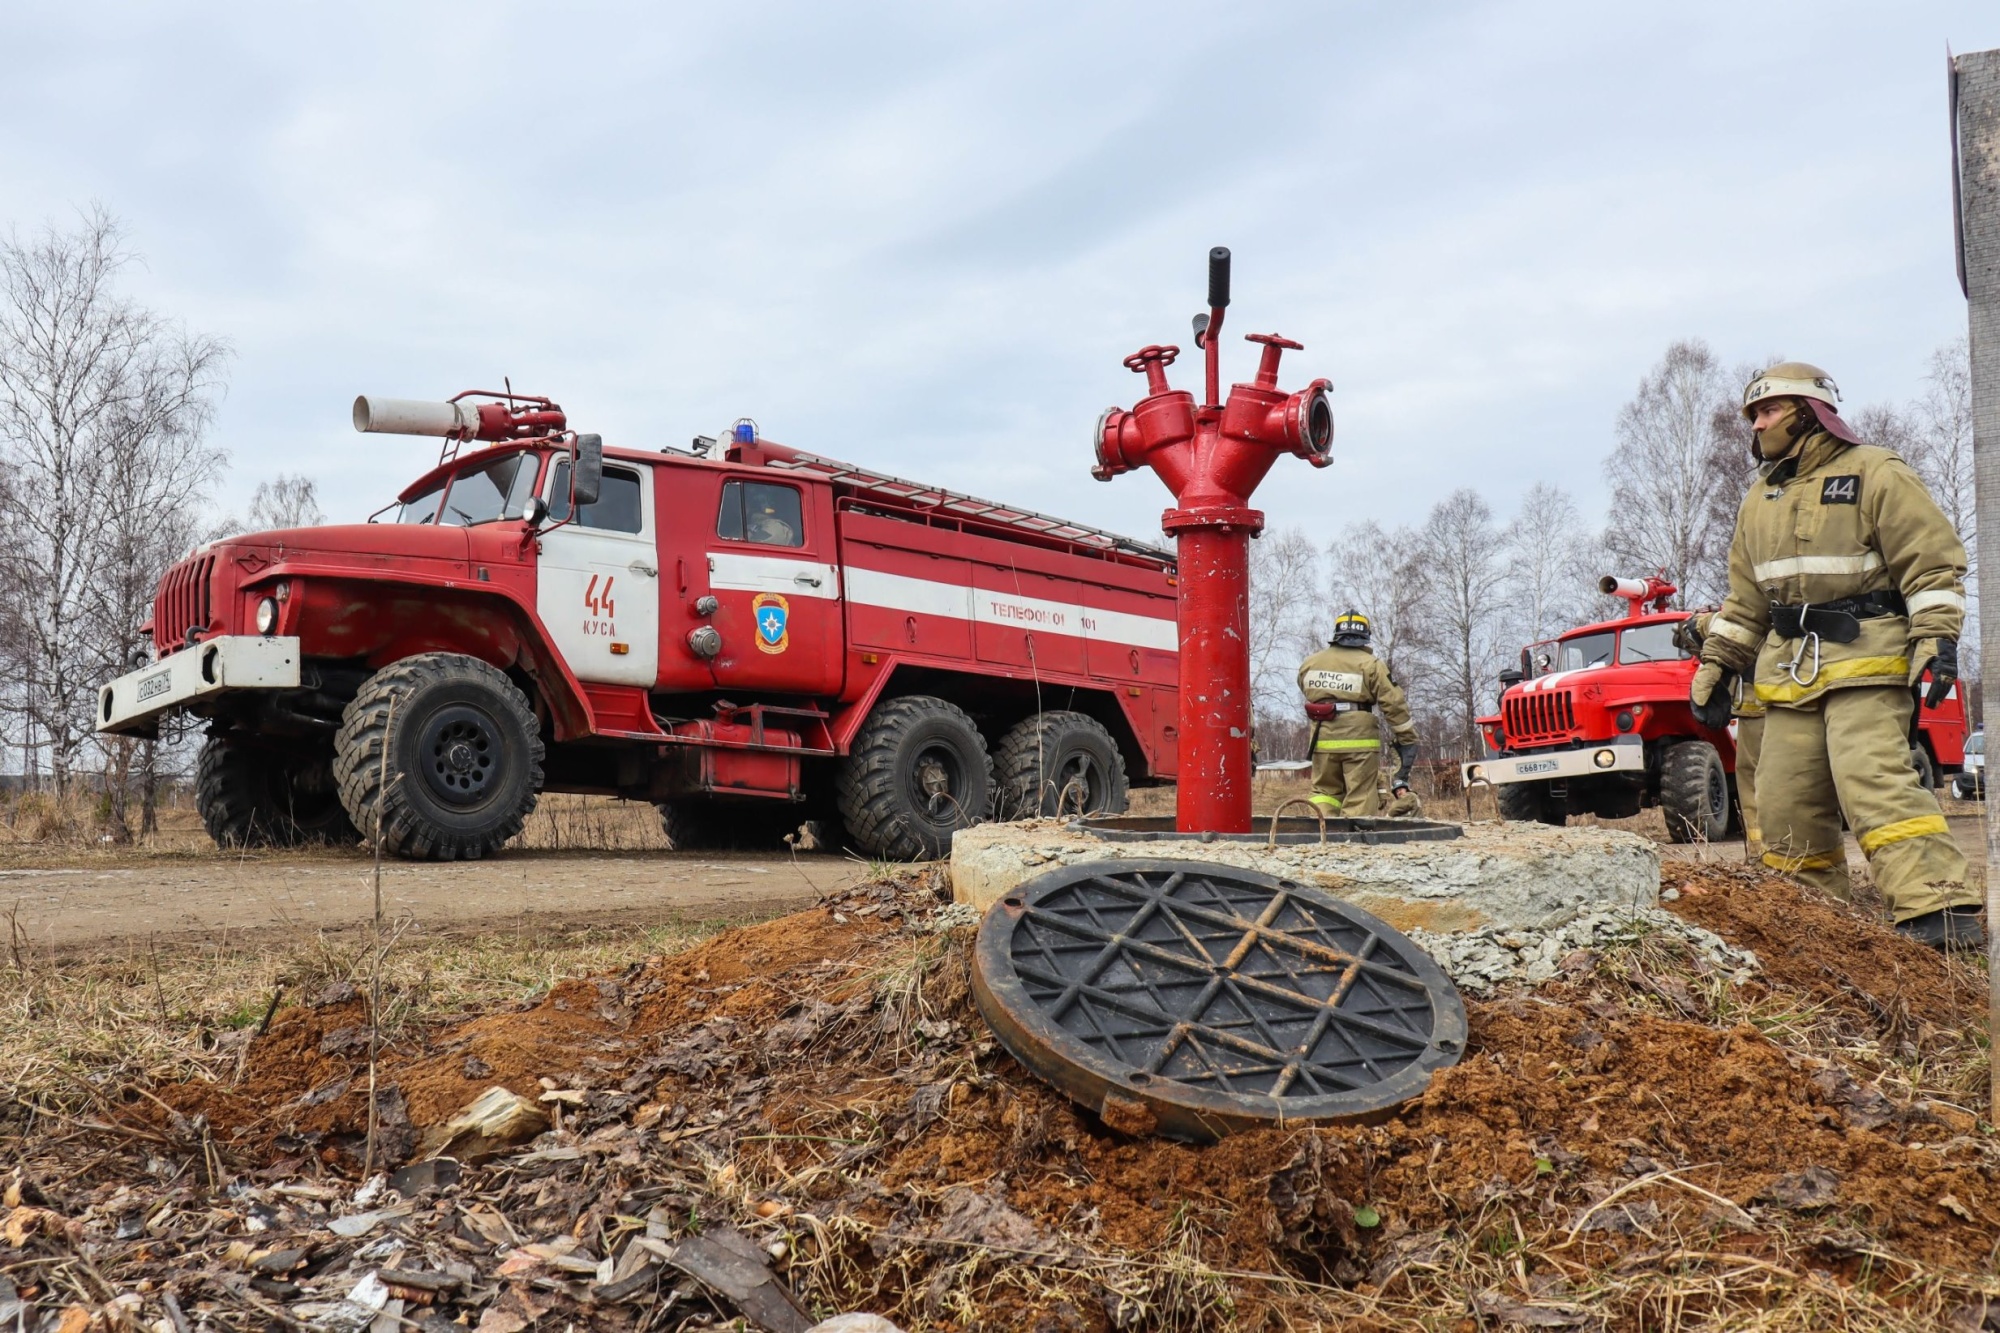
[
  {"xmin": 1504, "ymin": 689, "xmax": 1576, "ymax": 745},
  {"xmin": 152, "ymin": 554, "xmax": 215, "ymax": 655}
]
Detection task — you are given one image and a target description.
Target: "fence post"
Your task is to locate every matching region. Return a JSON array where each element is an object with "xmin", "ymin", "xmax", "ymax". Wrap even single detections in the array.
[{"xmin": 1951, "ymin": 45, "xmax": 2000, "ymax": 1123}]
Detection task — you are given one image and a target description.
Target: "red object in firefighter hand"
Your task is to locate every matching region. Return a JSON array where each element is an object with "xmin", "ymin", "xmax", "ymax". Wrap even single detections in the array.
[{"xmin": 1092, "ymin": 248, "xmax": 1335, "ymax": 833}]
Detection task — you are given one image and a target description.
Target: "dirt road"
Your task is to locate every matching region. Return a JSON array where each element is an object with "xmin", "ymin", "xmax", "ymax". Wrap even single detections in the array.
[{"xmin": 2, "ymin": 848, "xmax": 858, "ymax": 950}]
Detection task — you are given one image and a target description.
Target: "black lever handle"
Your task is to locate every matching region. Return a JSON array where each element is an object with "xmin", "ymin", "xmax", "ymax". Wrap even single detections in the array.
[{"xmin": 1207, "ymin": 246, "xmax": 1231, "ymax": 309}]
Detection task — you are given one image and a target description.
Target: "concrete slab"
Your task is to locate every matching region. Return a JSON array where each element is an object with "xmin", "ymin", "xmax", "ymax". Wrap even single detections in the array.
[{"xmin": 949, "ymin": 818, "xmax": 1661, "ymax": 935}]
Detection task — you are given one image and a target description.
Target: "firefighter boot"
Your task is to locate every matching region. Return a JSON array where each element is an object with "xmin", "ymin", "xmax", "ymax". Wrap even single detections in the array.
[{"xmin": 1758, "ymin": 687, "xmax": 1975, "ymax": 926}]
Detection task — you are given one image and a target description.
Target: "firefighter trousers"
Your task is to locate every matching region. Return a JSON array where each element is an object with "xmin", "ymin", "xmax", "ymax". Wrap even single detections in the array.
[
  {"xmin": 1757, "ymin": 685, "xmax": 1974, "ymax": 922},
  {"xmin": 1735, "ymin": 714, "xmax": 1763, "ymax": 856},
  {"xmin": 1310, "ymin": 732, "xmax": 1383, "ymax": 816}
]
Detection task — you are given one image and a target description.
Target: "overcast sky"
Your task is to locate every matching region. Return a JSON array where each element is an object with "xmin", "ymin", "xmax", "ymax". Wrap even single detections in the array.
[{"xmin": 3, "ymin": 1, "xmax": 1996, "ymax": 549}]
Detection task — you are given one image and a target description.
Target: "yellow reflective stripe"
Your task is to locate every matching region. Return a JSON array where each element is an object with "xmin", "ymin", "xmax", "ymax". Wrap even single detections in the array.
[
  {"xmin": 1762, "ymin": 849, "xmax": 1841, "ymax": 873},
  {"xmin": 1308, "ymin": 794, "xmax": 1342, "ymax": 811},
  {"xmin": 1906, "ymin": 589, "xmax": 1966, "ymax": 615},
  {"xmin": 1857, "ymin": 815, "xmax": 1951, "ymax": 855},
  {"xmin": 1745, "ymin": 826, "xmax": 1762, "ymax": 844},
  {"xmin": 1314, "ymin": 738, "xmax": 1382, "ymax": 751},
  {"xmin": 1750, "ymin": 552, "xmax": 1884, "ymax": 581},
  {"xmin": 1709, "ymin": 614, "xmax": 1761, "ymax": 646},
  {"xmin": 1753, "ymin": 656, "xmax": 1910, "ymax": 703}
]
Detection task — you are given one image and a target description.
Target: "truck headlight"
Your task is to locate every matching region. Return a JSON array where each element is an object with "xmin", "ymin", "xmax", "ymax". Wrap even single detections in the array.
[
  {"xmin": 255, "ymin": 596, "xmax": 279, "ymax": 635},
  {"xmin": 1467, "ymin": 764, "xmax": 1485, "ymax": 782}
]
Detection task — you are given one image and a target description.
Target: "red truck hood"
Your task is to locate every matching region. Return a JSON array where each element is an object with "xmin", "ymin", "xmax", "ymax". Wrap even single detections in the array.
[{"xmin": 218, "ymin": 523, "xmax": 471, "ymax": 565}]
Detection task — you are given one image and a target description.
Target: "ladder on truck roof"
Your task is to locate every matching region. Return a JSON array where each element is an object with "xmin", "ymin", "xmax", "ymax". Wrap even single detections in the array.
[{"xmin": 758, "ymin": 448, "xmax": 1176, "ymax": 565}]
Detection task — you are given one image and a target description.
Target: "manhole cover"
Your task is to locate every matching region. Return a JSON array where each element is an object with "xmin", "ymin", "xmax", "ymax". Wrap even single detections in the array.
[{"xmin": 972, "ymin": 859, "xmax": 1466, "ymax": 1142}]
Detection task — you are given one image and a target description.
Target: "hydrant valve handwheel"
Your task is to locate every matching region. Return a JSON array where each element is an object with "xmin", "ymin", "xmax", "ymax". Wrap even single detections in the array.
[{"xmin": 1093, "ymin": 248, "xmax": 1337, "ymax": 832}]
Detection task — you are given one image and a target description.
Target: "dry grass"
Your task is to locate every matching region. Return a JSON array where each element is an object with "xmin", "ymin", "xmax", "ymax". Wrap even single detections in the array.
[{"xmin": 0, "ymin": 912, "xmax": 745, "ymax": 1128}]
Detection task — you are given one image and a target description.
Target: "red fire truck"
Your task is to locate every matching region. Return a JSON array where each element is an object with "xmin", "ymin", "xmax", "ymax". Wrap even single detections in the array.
[
  {"xmin": 96, "ymin": 393, "xmax": 1180, "ymax": 861},
  {"xmin": 1462, "ymin": 576, "xmax": 1966, "ymax": 841}
]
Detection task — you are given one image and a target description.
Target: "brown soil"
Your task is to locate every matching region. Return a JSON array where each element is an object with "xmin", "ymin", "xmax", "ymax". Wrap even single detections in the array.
[{"xmin": 114, "ymin": 862, "xmax": 2000, "ymax": 1328}]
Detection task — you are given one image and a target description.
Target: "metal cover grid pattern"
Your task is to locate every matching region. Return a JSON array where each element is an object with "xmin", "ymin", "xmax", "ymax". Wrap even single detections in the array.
[{"xmin": 972, "ymin": 859, "xmax": 1466, "ymax": 1142}]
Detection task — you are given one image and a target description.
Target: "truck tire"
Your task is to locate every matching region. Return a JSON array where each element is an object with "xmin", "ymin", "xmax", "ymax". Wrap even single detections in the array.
[
  {"xmin": 836, "ymin": 695, "xmax": 992, "ymax": 861},
  {"xmin": 333, "ymin": 653, "xmax": 543, "ymax": 861},
  {"xmin": 991, "ymin": 711, "xmax": 1129, "ymax": 820},
  {"xmin": 1911, "ymin": 745, "xmax": 1936, "ymax": 792},
  {"xmin": 1495, "ymin": 781, "xmax": 1564, "ymax": 826},
  {"xmin": 196, "ymin": 732, "xmax": 360, "ymax": 848},
  {"xmin": 1660, "ymin": 740, "xmax": 1729, "ymax": 843}
]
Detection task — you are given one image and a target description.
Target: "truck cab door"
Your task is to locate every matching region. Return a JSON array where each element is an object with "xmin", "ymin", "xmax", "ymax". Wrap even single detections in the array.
[
  {"xmin": 705, "ymin": 476, "xmax": 840, "ymax": 695},
  {"xmin": 536, "ymin": 458, "xmax": 661, "ymax": 687}
]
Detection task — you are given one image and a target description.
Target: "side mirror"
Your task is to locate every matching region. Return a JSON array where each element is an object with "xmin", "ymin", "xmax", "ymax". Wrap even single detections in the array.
[
  {"xmin": 522, "ymin": 495, "xmax": 548, "ymax": 528},
  {"xmin": 571, "ymin": 433, "xmax": 603, "ymax": 508}
]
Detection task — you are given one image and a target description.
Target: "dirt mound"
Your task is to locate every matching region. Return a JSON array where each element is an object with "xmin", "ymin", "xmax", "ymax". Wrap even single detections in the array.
[
  {"xmin": 1662, "ymin": 860, "xmax": 1984, "ymax": 1032},
  {"xmin": 45, "ymin": 864, "xmax": 2000, "ymax": 1330}
]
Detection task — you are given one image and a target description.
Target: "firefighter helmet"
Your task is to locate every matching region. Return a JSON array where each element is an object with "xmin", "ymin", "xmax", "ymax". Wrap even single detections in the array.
[
  {"xmin": 1331, "ymin": 609, "xmax": 1371, "ymax": 647},
  {"xmin": 1741, "ymin": 361, "xmax": 1862, "ymax": 444}
]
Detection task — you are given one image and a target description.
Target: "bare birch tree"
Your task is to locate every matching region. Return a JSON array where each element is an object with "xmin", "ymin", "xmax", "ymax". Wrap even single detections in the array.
[
  {"xmin": 0, "ymin": 207, "xmax": 229, "ymax": 802},
  {"xmin": 1503, "ymin": 482, "xmax": 1600, "ymax": 643},
  {"xmin": 1416, "ymin": 490, "xmax": 1509, "ymax": 758},
  {"xmin": 1327, "ymin": 520, "xmax": 1429, "ymax": 686},
  {"xmin": 249, "ymin": 473, "xmax": 326, "ymax": 531},
  {"xmin": 1247, "ymin": 526, "xmax": 1327, "ymax": 759},
  {"xmin": 1602, "ymin": 340, "xmax": 1751, "ymax": 606}
]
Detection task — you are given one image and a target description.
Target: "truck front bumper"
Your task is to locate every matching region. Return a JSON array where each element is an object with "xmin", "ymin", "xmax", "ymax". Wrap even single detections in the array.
[
  {"xmin": 97, "ymin": 636, "xmax": 301, "ymax": 736},
  {"xmin": 1463, "ymin": 741, "xmax": 1645, "ymax": 788}
]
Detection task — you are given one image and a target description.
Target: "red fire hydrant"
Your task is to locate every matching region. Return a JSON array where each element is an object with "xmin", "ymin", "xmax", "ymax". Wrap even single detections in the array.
[{"xmin": 1093, "ymin": 248, "xmax": 1334, "ymax": 833}]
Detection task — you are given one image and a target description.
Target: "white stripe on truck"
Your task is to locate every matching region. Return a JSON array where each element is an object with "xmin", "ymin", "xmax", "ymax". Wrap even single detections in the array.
[{"xmin": 842, "ymin": 565, "xmax": 1178, "ymax": 652}]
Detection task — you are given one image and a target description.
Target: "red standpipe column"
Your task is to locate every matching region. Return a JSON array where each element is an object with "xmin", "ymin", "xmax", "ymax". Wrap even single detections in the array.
[{"xmin": 1165, "ymin": 515, "xmax": 1258, "ymax": 832}]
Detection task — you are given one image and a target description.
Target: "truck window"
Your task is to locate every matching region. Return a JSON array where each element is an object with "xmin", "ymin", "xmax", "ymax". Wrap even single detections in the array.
[
  {"xmin": 1617, "ymin": 623, "xmax": 1688, "ymax": 664},
  {"xmin": 716, "ymin": 480, "xmax": 803, "ymax": 547},
  {"xmin": 1556, "ymin": 631, "xmax": 1614, "ymax": 672},
  {"xmin": 438, "ymin": 453, "xmax": 541, "ymax": 527},
  {"xmin": 397, "ymin": 481, "xmax": 444, "ymax": 524},
  {"xmin": 548, "ymin": 461, "xmax": 644, "ymax": 533}
]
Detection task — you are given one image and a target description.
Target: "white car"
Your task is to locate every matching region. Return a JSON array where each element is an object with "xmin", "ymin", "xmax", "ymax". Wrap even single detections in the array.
[{"xmin": 1953, "ymin": 730, "xmax": 1984, "ymax": 800}]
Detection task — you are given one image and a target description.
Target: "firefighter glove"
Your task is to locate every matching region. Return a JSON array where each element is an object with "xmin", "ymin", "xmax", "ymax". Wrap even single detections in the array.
[
  {"xmin": 1913, "ymin": 636, "xmax": 1958, "ymax": 708},
  {"xmin": 1689, "ymin": 661, "xmax": 1733, "ymax": 731},
  {"xmin": 1395, "ymin": 742, "xmax": 1417, "ymax": 787}
]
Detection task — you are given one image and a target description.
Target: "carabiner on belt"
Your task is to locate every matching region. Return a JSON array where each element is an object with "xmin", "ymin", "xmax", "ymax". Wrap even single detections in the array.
[{"xmin": 1779, "ymin": 609, "xmax": 1822, "ymax": 688}]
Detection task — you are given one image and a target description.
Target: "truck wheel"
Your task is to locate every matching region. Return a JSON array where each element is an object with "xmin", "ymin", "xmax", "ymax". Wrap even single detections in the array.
[
  {"xmin": 1495, "ymin": 781, "xmax": 1563, "ymax": 827},
  {"xmin": 1911, "ymin": 745, "xmax": 1937, "ymax": 791},
  {"xmin": 836, "ymin": 695, "xmax": 992, "ymax": 861},
  {"xmin": 991, "ymin": 711, "xmax": 1129, "ymax": 820},
  {"xmin": 196, "ymin": 732, "xmax": 360, "ymax": 848},
  {"xmin": 1660, "ymin": 740, "xmax": 1729, "ymax": 843},
  {"xmin": 333, "ymin": 654, "xmax": 543, "ymax": 861}
]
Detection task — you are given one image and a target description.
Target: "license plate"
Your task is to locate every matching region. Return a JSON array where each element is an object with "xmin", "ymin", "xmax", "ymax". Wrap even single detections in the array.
[
  {"xmin": 1515, "ymin": 759, "xmax": 1559, "ymax": 775},
  {"xmin": 136, "ymin": 670, "xmax": 173, "ymax": 702}
]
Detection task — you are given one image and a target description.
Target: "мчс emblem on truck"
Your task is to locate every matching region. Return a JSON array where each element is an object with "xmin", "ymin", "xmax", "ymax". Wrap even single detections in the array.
[{"xmin": 97, "ymin": 392, "xmax": 1182, "ymax": 861}]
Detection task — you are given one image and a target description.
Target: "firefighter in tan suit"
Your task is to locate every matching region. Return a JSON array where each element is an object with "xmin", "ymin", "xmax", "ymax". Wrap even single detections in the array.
[
  {"xmin": 1299, "ymin": 611, "xmax": 1418, "ymax": 816},
  {"xmin": 1676, "ymin": 613, "xmax": 1767, "ymax": 855},
  {"xmin": 1690, "ymin": 363, "xmax": 1980, "ymax": 949}
]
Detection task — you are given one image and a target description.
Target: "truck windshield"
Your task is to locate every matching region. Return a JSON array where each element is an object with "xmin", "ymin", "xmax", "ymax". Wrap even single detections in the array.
[
  {"xmin": 1618, "ymin": 623, "xmax": 1688, "ymax": 664},
  {"xmin": 1555, "ymin": 631, "xmax": 1614, "ymax": 672},
  {"xmin": 437, "ymin": 453, "xmax": 541, "ymax": 526},
  {"xmin": 396, "ymin": 454, "xmax": 541, "ymax": 526}
]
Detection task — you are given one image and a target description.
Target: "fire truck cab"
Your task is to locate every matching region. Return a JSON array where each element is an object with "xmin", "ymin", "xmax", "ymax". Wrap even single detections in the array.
[{"xmin": 96, "ymin": 394, "xmax": 1181, "ymax": 862}]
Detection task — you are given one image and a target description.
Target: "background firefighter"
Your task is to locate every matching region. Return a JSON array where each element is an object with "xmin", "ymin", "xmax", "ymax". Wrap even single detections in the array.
[
  {"xmin": 1690, "ymin": 362, "xmax": 1981, "ymax": 950},
  {"xmin": 1675, "ymin": 611, "xmax": 1767, "ymax": 856},
  {"xmin": 1298, "ymin": 610, "xmax": 1417, "ymax": 816}
]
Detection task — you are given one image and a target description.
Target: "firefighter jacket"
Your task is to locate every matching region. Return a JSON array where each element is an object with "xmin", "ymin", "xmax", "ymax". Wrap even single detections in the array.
[
  {"xmin": 1698, "ymin": 430, "xmax": 1967, "ymax": 709},
  {"xmin": 1297, "ymin": 645, "xmax": 1417, "ymax": 745}
]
